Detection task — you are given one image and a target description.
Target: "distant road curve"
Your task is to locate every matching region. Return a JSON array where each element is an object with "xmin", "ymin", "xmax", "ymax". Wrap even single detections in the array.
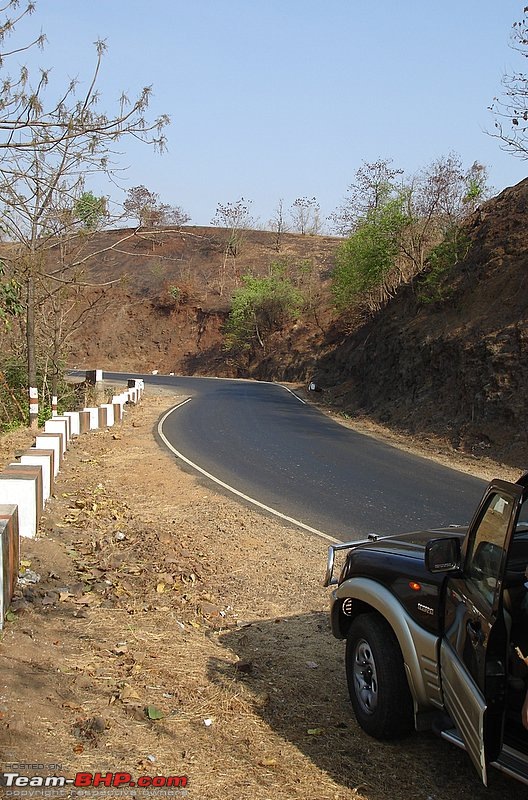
[{"xmin": 102, "ymin": 372, "xmax": 486, "ymax": 542}]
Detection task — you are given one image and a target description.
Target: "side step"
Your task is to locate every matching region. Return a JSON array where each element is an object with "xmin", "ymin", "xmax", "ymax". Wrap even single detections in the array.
[
  {"xmin": 439, "ymin": 725, "xmax": 528, "ymax": 785},
  {"xmin": 439, "ymin": 727, "xmax": 466, "ymax": 751},
  {"xmin": 431, "ymin": 712, "xmax": 466, "ymax": 751},
  {"xmin": 492, "ymin": 745, "xmax": 528, "ymax": 786}
]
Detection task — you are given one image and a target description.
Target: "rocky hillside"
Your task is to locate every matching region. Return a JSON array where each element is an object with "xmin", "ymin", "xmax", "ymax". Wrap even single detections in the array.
[
  {"xmin": 74, "ymin": 226, "xmax": 339, "ymax": 375},
  {"xmin": 312, "ymin": 178, "xmax": 528, "ymax": 466},
  {"xmin": 73, "ymin": 179, "xmax": 528, "ymax": 466}
]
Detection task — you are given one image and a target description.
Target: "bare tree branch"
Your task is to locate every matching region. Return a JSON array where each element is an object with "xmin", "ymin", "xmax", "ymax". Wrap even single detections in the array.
[
  {"xmin": 0, "ymin": 0, "xmax": 170, "ymax": 426},
  {"xmin": 489, "ymin": 8, "xmax": 528, "ymax": 159}
]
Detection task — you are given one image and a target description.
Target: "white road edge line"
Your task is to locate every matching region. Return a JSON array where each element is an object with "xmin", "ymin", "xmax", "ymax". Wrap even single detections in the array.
[
  {"xmin": 279, "ymin": 385, "xmax": 307, "ymax": 404},
  {"xmin": 158, "ymin": 398, "xmax": 337, "ymax": 544}
]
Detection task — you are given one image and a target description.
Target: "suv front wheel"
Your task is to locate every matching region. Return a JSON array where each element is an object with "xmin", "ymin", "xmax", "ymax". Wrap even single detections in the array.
[{"xmin": 345, "ymin": 612, "xmax": 414, "ymax": 739}]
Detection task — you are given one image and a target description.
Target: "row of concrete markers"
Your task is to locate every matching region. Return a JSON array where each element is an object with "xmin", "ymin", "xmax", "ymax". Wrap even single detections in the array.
[{"xmin": 0, "ymin": 373, "xmax": 145, "ymax": 629}]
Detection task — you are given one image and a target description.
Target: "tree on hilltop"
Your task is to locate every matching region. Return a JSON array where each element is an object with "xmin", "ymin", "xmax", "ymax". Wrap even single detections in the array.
[
  {"xmin": 268, "ymin": 198, "xmax": 290, "ymax": 252},
  {"xmin": 332, "ymin": 196, "xmax": 410, "ymax": 312},
  {"xmin": 210, "ymin": 198, "xmax": 255, "ymax": 295},
  {"xmin": 400, "ymin": 154, "xmax": 489, "ymax": 278},
  {"xmin": 211, "ymin": 197, "xmax": 255, "ymax": 256},
  {"xmin": 74, "ymin": 191, "xmax": 108, "ymax": 231},
  {"xmin": 124, "ymin": 185, "xmax": 160, "ymax": 226},
  {"xmin": 290, "ymin": 196, "xmax": 321, "ymax": 235},
  {"xmin": 123, "ymin": 185, "xmax": 190, "ymax": 228}
]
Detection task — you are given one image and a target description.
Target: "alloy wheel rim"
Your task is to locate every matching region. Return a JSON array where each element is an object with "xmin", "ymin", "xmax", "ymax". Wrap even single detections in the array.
[{"xmin": 353, "ymin": 638, "xmax": 378, "ymax": 715}]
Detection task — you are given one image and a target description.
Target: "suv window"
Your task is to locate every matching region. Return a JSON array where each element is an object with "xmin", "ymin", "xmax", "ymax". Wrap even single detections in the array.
[
  {"xmin": 506, "ymin": 496, "xmax": 528, "ymax": 574},
  {"xmin": 466, "ymin": 491, "xmax": 514, "ymax": 605},
  {"xmin": 516, "ymin": 497, "xmax": 528, "ymax": 531}
]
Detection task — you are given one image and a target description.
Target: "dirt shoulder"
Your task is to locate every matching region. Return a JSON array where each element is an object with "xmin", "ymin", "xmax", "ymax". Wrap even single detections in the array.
[{"xmin": 0, "ymin": 392, "xmax": 515, "ymax": 799}]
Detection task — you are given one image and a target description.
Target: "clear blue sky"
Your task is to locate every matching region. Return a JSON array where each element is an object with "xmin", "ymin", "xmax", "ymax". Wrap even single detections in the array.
[{"xmin": 11, "ymin": 0, "xmax": 528, "ymax": 228}]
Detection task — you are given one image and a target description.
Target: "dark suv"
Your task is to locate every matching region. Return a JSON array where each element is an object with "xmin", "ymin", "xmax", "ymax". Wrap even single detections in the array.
[{"xmin": 325, "ymin": 471, "xmax": 528, "ymax": 786}]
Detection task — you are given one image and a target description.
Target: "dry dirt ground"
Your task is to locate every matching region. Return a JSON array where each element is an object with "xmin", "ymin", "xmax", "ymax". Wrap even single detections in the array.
[{"xmin": 0, "ymin": 389, "xmax": 523, "ymax": 800}]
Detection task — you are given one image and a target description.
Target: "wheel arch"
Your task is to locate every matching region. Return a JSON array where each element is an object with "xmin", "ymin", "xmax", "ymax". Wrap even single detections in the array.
[{"xmin": 334, "ymin": 577, "xmax": 441, "ymax": 714}]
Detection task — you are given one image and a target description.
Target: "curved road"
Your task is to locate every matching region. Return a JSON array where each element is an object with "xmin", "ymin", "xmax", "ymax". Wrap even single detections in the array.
[{"xmin": 105, "ymin": 373, "xmax": 487, "ymax": 542}]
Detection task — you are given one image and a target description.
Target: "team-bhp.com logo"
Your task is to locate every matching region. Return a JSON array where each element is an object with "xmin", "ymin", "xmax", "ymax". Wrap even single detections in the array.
[{"xmin": 2, "ymin": 770, "xmax": 188, "ymax": 791}]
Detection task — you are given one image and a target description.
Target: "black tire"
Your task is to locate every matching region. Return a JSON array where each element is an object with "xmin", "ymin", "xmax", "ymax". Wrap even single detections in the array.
[{"xmin": 345, "ymin": 612, "xmax": 414, "ymax": 739}]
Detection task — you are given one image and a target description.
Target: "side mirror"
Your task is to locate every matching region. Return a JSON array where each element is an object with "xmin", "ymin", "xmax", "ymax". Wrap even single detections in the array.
[{"xmin": 425, "ymin": 537, "xmax": 461, "ymax": 573}]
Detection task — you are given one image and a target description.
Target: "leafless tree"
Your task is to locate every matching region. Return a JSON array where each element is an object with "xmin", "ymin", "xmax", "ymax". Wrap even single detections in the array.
[
  {"xmin": 268, "ymin": 198, "xmax": 290, "ymax": 251},
  {"xmin": 210, "ymin": 198, "xmax": 255, "ymax": 295},
  {"xmin": 123, "ymin": 185, "xmax": 160, "ymax": 226},
  {"xmin": 123, "ymin": 185, "xmax": 190, "ymax": 228},
  {"xmin": 157, "ymin": 203, "xmax": 191, "ymax": 228},
  {"xmin": 211, "ymin": 197, "xmax": 255, "ymax": 254},
  {"xmin": 330, "ymin": 159, "xmax": 403, "ymax": 236},
  {"xmin": 490, "ymin": 7, "xmax": 528, "ymax": 159},
  {"xmin": 290, "ymin": 196, "xmax": 321, "ymax": 235},
  {"xmin": 0, "ymin": 2, "xmax": 170, "ymax": 427},
  {"xmin": 399, "ymin": 154, "xmax": 490, "ymax": 277}
]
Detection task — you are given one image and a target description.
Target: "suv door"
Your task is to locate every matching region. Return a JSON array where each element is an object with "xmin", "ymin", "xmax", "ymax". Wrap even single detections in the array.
[{"xmin": 440, "ymin": 480, "xmax": 524, "ymax": 784}]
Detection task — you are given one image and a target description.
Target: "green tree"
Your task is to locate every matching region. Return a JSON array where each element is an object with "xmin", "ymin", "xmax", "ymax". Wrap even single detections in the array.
[
  {"xmin": 225, "ymin": 265, "xmax": 303, "ymax": 350},
  {"xmin": 332, "ymin": 197, "xmax": 410, "ymax": 312},
  {"xmin": 332, "ymin": 153, "xmax": 489, "ymax": 315},
  {"xmin": 74, "ymin": 191, "xmax": 108, "ymax": 230}
]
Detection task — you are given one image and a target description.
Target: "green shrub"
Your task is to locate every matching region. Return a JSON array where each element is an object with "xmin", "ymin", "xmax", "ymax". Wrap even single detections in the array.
[
  {"xmin": 418, "ymin": 227, "xmax": 470, "ymax": 304},
  {"xmin": 225, "ymin": 264, "xmax": 303, "ymax": 350}
]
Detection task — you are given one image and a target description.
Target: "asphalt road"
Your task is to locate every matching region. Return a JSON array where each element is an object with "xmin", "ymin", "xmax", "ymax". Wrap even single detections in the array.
[{"xmin": 105, "ymin": 372, "xmax": 488, "ymax": 541}]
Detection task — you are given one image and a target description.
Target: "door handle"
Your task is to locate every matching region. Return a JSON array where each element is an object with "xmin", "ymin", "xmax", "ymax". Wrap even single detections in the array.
[{"xmin": 467, "ymin": 619, "xmax": 485, "ymax": 647}]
